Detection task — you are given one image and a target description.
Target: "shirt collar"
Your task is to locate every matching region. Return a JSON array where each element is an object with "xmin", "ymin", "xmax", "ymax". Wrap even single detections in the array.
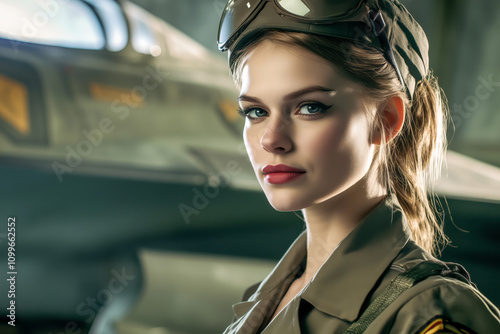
[
  {"xmin": 301, "ymin": 196, "xmax": 410, "ymax": 321},
  {"xmin": 248, "ymin": 229, "xmax": 307, "ymax": 302},
  {"xmin": 252, "ymin": 196, "xmax": 411, "ymax": 322}
]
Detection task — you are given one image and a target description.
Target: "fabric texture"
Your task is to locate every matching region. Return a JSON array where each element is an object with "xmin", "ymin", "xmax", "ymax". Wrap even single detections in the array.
[{"xmin": 223, "ymin": 197, "xmax": 500, "ymax": 334}]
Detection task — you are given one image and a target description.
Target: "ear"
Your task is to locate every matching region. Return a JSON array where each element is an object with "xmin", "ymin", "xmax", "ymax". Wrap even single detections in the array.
[{"xmin": 373, "ymin": 96, "xmax": 405, "ymax": 145}]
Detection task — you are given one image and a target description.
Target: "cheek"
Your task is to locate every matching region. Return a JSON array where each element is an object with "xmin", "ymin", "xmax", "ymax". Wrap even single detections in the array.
[
  {"xmin": 301, "ymin": 118, "xmax": 347, "ymax": 160},
  {"xmin": 303, "ymin": 114, "xmax": 372, "ymax": 172},
  {"xmin": 243, "ymin": 124, "xmax": 260, "ymax": 166}
]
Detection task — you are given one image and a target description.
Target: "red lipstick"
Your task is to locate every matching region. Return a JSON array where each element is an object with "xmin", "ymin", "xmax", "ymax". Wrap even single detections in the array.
[{"xmin": 262, "ymin": 164, "xmax": 306, "ymax": 184}]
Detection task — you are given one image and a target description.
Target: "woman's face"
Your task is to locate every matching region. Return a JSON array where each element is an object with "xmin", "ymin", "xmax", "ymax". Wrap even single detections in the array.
[{"xmin": 238, "ymin": 41, "xmax": 379, "ymax": 211}]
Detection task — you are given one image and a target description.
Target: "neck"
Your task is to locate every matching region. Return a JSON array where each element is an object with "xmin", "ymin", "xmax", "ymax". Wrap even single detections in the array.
[{"xmin": 299, "ymin": 169, "xmax": 387, "ymax": 284}]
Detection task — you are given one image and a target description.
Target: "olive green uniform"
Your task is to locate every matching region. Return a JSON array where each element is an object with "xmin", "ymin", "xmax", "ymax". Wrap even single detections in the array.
[{"xmin": 224, "ymin": 198, "xmax": 500, "ymax": 333}]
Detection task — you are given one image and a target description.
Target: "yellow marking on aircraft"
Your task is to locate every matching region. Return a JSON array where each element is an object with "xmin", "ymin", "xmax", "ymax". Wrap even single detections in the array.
[
  {"xmin": 89, "ymin": 83, "xmax": 144, "ymax": 108},
  {"xmin": 219, "ymin": 99, "xmax": 240, "ymax": 123},
  {"xmin": 0, "ymin": 74, "xmax": 30, "ymax": 134}
]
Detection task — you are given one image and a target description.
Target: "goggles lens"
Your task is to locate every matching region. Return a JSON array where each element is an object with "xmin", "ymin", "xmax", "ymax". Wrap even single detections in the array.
[
  {"xmin": 218, "ymin": 0, "xmax": 264, "ymax": 50},
  {"xmin": 275, "ymin": 0, "xmax": 365, "ymax": 19}
]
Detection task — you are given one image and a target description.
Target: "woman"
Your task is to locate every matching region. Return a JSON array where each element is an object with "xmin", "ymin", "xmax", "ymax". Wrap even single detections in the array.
[{"xmin": 216, "ymin": 0, "xmax": 500, "ymax": 333}]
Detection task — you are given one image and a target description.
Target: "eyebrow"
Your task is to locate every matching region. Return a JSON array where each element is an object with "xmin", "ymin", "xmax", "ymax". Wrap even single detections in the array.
[{"xmin": 238, "ymin": 86, "xmax": 335, "ymax": 103}]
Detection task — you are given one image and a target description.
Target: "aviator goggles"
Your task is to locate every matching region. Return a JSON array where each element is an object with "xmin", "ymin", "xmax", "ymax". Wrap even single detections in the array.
[{"xmin": 217, "ymin": 0, "xmax": 407, "ymax": 91}]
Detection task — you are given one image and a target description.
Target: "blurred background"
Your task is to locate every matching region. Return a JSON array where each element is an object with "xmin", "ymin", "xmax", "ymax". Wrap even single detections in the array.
[{"xmin": 0, "ymin": 0, "xmax": 499, "ymax": 333}]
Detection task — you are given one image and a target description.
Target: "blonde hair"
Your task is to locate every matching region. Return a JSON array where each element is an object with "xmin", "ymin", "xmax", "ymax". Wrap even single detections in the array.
[{"xmin": 230, "ymin": 30, "xmax": 449, "ymax": 256}]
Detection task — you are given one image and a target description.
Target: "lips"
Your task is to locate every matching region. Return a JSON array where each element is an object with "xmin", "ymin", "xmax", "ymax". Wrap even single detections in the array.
[{"xmin": 262, "ymin": 164, "xmax": 306, "ymax": 184}]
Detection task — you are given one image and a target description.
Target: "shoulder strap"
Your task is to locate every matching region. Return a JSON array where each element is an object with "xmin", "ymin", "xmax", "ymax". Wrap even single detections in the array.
[{"xmin": 342, "ymin": 261, "xmax": 471, "ymax": 334}]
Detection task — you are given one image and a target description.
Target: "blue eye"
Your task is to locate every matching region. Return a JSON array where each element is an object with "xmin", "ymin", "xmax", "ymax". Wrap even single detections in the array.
[
  {"xmin": 238, "ymin": 107, "xmax": 268, "ymax": 119},
  {"xmin": 298, "ymin": 103, "xmax": 330, "ymax": 116}
]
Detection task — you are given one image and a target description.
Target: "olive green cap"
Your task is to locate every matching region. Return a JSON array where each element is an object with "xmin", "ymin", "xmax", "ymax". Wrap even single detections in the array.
[{"xmin": 226, "ymin": 0, "xmax": 429, "ymax": 99}]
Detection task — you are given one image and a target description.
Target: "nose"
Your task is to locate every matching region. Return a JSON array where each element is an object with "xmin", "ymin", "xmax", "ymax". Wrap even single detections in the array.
[{"xmin": 260, "ymin": 115, "xmax": 293, "ymax": 154}]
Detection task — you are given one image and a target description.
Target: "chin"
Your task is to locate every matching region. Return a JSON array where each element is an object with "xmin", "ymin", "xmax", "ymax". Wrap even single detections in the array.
[
  {"xmin": 258, "ymin": 179, "xmax": 313, "ymax": 212},
  {"xmin": 270, "ymin": 204, "xmax": 301, "ymax": 212},
  {"xmin": 264, "ymin": 193, "xmax": 306, "ymax": 212}
]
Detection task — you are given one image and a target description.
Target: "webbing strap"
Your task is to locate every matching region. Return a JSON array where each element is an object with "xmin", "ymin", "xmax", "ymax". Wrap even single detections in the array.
[{"xmin": 342, "ymin": 262, "xmax": 450, "ymax": 334}]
